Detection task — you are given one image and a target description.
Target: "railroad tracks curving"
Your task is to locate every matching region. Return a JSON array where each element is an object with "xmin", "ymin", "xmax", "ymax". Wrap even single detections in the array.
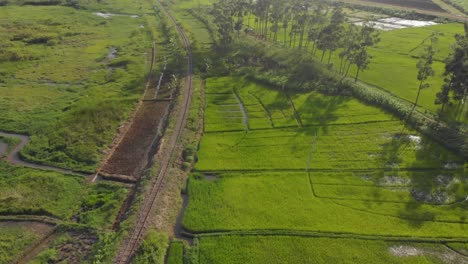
[{"xmin": 114, "ymin": 1, "xmax": 193, "ymax": 263}]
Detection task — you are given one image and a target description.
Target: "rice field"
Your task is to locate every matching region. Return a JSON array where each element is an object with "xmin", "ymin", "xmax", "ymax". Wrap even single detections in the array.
[
  {"xmin": 197, "ymin": 77, "xmax": 463, "ymax": 171},
  {"xmin": 197, "ymin": 236, "xmax": 460, "ymax": 264},
  {"xmin": 184, "ymin": 171, "xmax": 467, "ymax": 236},
  {"xmin": 185, "ymin": 77, "xmax": 467, "ymax": 263},
  {"xmin": 341, "ymin": 23, "xmax": 467, "ymax": 118}
]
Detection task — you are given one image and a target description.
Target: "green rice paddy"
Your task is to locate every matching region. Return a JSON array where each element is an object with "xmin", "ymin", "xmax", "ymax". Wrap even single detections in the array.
[
  {"xmin": 184, "ymin": 77, "xmax": 467, "ymax": 263},
  {"xmin": 197, "ymin": 236, "xmax": 457, "ymax": 264}
]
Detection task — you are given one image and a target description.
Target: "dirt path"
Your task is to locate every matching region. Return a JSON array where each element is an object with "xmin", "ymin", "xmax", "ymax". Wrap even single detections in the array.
[
  {"xmin": 114, "ymin": 1, "xmax": 193, "ymax": 262},
  {"xmin": 0, "ymin": 131, "xmax": 91, "ymax": 177}
]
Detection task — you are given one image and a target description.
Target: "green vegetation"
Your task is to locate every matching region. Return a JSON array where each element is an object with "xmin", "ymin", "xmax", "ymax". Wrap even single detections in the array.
[
  {"xmin": 77, "ymin": 182, "xmax": 128, "ymax": 228},
  {"xmin": 0, "ymin": 135, "xmax": 20, "ymax": 155},
  {"xmin": 133, "ymin": 230, "xmax": 169, "ymax": 264},
  {"xmin": 167, "ymin": 240, "xmax": 184, "ymax": 264},
  {"xmin": 447, "ymin": 242, "xmax": 468, "ymax": 255},
  {"xmin": 183, "ymin": 76, "xmax": 467, "ymax": 262},
  {"xmin": 447, "ymin": 0, "xmax": 468, "ymax": 13},
  {"xmin": 0, "ymin": 5, "xmax": 150, "ymax": 171},
  {"xmin": 0, "ymin": 162, "xmax": 85, "ymax": 218},
  {"xmin": 32, "ymin": 248, "xmax": 59, "ymax": 264},
  {"xmin": 357, "ymin": 24, "xmax": 466, "ymax": 114},
  {"xmin": 197, "ymin": 236, "xmax": 455, "ymax": 264},
  {"xmin": 184, "ymin": 171, "xmax": 467, "ymax": 237},
  {"xmin": 0, "ymin": 162, "xmax": 127, "ymax": 225},
  {"xmin": 0, "ymin": 224, "xmax": 40, "ymax": 263},
  {"xmin": 197, "ymin": 77, "xmax": 462, "ymax": 171}
]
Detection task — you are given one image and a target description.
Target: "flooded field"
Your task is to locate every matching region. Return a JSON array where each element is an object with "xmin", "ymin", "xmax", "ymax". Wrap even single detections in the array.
[{"xmin": 354, "ymin": 17, "xmax": 438, "ymax": 30}]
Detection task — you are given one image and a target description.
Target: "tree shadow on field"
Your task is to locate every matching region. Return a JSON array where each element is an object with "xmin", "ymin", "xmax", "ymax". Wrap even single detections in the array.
[
  {"xmin": 291, "ymin": 93, "xmax": 352, "ymax": 138},
  {"xmin": 292, "ymin": 92, "xmax": 352, "ymax": 136},
  {"xmin": 373, "ymin": 133, "xmax": 468, "ymax": 227}
]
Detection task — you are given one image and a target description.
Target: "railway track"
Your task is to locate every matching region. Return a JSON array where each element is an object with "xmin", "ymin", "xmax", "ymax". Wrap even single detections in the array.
[{"xmin": 114, "ymin": 1, "xmax": 193, "ymax": 263}]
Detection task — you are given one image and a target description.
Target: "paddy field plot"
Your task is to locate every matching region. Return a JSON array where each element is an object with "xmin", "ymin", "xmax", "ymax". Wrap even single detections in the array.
[
  {"xmin": 342, "ymin": 23, "xmax": 467, "ymax": 117},
  {"xmin": 197, "ymin": 78, "xmax": 462, "ymax": 171},
  {"xmin": 197, "ymin": 236, "xmax": 463, "ymax": 264},
  {"xmin": 185, "ymin": 77, "xmax": 467, "ymax": 256},
  {"xmin": 184, "ymin": 171, "xmax": 467, "ymax": 237}
]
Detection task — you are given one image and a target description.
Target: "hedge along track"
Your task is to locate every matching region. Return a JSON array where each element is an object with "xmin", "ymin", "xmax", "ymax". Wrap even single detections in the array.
[{"xmin": 114, "ymin": 0, "xmax": 193, "ymax": 262}]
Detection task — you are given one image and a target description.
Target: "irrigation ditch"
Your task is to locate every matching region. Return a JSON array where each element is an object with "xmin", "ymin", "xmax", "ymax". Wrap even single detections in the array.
[{"xmin": 0, "ymin": 131, "xmax": 91, "ymax": 177}]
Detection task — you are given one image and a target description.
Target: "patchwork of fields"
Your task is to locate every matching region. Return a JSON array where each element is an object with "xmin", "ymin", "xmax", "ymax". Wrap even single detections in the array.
[{"xmin": 183, "ymin": 77, "xmax": 468, "ymax": 263}]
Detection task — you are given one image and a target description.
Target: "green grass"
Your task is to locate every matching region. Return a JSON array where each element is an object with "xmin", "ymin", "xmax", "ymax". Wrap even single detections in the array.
[
  {"xmin": 197, "ymin": 78, "xmax": 463, "ymax": 171},
  {"xmin": 77, "ymin": 182, "xmax": 128, "ymax": 228},
  {"xmin": 196, "ymin": 122, "xmax": 462, "ymax": 171},
  {"xmin": 356, "ymin": 24, "xmax": 464, "ymax": 112},
  {"xmin": 133, "ymin": 230, "xmax": 169, "ymax": 264},
  {"xmin": 167, "ymin": 240, "xmax": 184, "ymax": 264},
  {"xmin": 447, "ymin": 242, "xmax": 468, "ymax": 255},
  {"xmin": 264, "ymin": 20, "xmax": 467, "ymax": 118},
  {"xmin": 317, "ymin": 23, "xmax": 468, "ymax": 120},
  {"xmin": 0, "ymin": 5, "xmax": 151, "ymax": 171},
  {"xmin": 0, "ymin": 135, "xmax": 20, "ymax": 156},
  {"xmin": 292, "ymin": 91, "xmax": 396, "ymax": 125},
  {"xmin": 197, "ymin": 236, "xmax": 449, "ymax": 264},
  {"xmin": 0, "ymin": 162, "xmax": 85, "ymax": 218},
  {"xmin": 0, "ymin": 162, "xmax": 127, "ymax": 225},
  {"xmin": 183, "ymin": 172, "xmax": 467, "ymax": 237},
  {"xmin": 449, "ymin": 0, "xmax": 468, "ymax": 11},
  {"xmin": 0, "ymin": 223, "xmax": 41, "ymax": 263},
  {"xmin": 186, "ymin": 77, "xmax": 467, "ymax": 239}
]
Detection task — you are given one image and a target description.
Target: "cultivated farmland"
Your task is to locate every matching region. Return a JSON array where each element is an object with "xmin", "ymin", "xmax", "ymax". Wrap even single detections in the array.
[
  {"xmin": 182, "ymin": 77, "xmax": 467, "ymax": 263},
  {"xmin": 2, "ymin": 0, "xmax": 468, "ymax": 261},
  {"xmin": 197, "ymin": 236, "xmax": 466, "ymax": 264}
]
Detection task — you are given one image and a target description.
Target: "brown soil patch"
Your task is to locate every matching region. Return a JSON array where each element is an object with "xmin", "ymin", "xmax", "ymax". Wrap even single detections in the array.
[
  {"xmin": 53, "ymin": 232, "xmax": 97, "ymax": 263},
  {"xmin": 156, "ymin": 84, "xmax": 174, "ymax": 100},
  {"xmin": 359, "ymin": 0, "xmax": 446, "ymax": 13},
  {"xmin": 101, "ymin": 100, "xmax": 170, "ymax": 180}
]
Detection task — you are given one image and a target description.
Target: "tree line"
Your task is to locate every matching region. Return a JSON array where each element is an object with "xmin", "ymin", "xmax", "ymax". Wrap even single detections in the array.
[
  {"xmin": 211, "ymin": 0, "xmax": 380, "ymax": 82},
  {"xmin": 209, "ymin": 0, "xmax": 467, "ymax": 114}
]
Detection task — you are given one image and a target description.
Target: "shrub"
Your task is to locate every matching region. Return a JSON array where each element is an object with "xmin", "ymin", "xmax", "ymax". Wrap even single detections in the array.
[{"xmin": 134, "ymin": 231, "xmax": 169, "ymax": 264}]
